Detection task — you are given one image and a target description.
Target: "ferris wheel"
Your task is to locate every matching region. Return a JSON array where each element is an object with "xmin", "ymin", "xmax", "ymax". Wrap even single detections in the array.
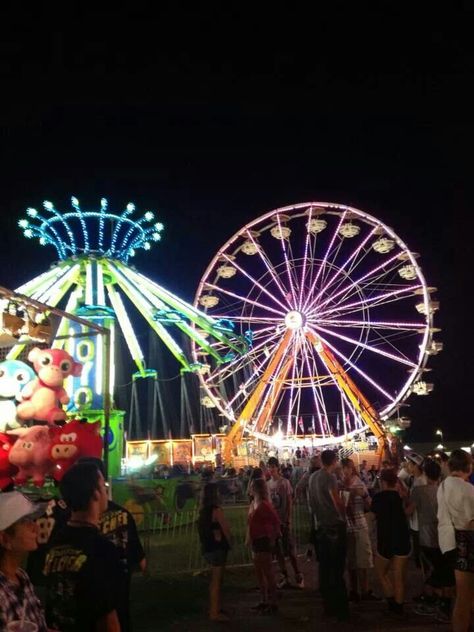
[{"xmin": 192, "ymin": 202, "xmax": 441, "ymax": 456}]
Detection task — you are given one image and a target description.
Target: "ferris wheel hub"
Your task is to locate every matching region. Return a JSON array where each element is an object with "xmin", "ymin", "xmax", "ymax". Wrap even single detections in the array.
[{"xmin": 284, "ymin": 310, "xmax": 305, "ymax": 330}]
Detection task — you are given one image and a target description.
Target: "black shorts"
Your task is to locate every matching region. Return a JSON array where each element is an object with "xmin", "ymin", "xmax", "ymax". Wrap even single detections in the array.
[
  {"xmin": 203, "ymin": 549, "xmax": 228, "ymax": 567},
  {"xmin": 252, "ymin": 537, "xmax": 273, "ymax": 553},
  {"xmin": 421, "ymin": 546, "xmax": 455, "ymax": 588},
  {"xmin": 377, "ymin": 540, "xmax": 411, "ymax": 560}
]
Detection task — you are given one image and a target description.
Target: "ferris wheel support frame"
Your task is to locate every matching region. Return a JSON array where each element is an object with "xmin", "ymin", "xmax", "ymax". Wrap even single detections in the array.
[
  {"xmin": 223, "ymin": 329, "xmax": 292, "ymax": 462},
  {"xmin": 305, "ymin": 329, "xmax": 385, "ymax": 440}
]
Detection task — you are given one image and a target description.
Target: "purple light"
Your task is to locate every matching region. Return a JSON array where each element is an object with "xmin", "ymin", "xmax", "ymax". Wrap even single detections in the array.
[
  {"xmin": 306, "ymin": 225, "xmax": 377, "ymax": 313},
  {"xmin": 276, "ymin": 214, "xmax": 298, "ymax": 307},
  {"xmin": 314, "ymin": 250, "xmax": 406, "ymax": 313},
  {"xmin": 245, "ymin": 230, "xmax": 291, "ymax": 305},
  {"xmin": 204, "ymin": 282, "xmax": 286, "ymax": 317},
  {"xmin": 221, "ymin": 252, "xmax": 289, "ymax": 312},
  {"xmin": 312, "ymin": 323, "xmax": 418, "ymax": 368},
  {"xmin": 302, "ymin": 211, "xmax": 347, "ymax": 312},
  {"xmin": 316, "ymin": 284, "xmax": 422, "ymax": 320}
]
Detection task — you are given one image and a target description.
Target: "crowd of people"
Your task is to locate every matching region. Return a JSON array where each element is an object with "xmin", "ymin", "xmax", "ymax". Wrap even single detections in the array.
[
  {"xmin": 199, "ymin": 448, "xmax": 474, "ymax": 630},
  {"xmin": 0, "ymin": 447, "xmax": 473, "ymax": 630}
]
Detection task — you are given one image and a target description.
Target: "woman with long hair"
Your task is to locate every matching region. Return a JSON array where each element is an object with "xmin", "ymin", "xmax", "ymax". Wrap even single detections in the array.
[
  {"xmin": 247, "ymin": 477, "xmax": 281, "ymax": 614},
  {"xmin": 0, "ymin": 492, "xmax": 48, "ymax": 631},
  {"xmin": 198, "ymin": 482, "xmax": 232, "ymax": 622}
]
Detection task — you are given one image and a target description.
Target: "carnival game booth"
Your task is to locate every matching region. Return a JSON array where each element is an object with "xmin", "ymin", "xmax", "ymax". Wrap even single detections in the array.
[{"xmin": 0, "ymin": 284, "xmax": 118, "ymax": 492}]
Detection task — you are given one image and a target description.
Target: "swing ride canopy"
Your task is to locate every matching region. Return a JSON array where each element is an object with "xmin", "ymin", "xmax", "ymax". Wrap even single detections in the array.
[{"xmin": 11, "ymin": 198, "xmax": 247, "ymax": 384}]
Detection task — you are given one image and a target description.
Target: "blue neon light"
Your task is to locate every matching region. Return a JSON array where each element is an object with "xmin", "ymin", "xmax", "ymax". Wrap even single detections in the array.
[{"xmin": 18, "ymin": 197, "xmax": 165, "ymax": 263}]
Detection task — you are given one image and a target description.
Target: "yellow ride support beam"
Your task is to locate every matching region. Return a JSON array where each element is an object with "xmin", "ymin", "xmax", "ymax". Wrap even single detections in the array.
[
  {"xmin": 306, "ymin": 330, "xmax": 385, "ymax": 440},
  {"xmin": 223, "ymin": 329, "xmax": 293, "ymax": 463}
]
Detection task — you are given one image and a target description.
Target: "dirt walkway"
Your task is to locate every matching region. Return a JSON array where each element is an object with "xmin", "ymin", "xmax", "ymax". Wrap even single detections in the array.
[{"xmin": 131, "ymin": 555, "xmax": 453, "ymax": 631}]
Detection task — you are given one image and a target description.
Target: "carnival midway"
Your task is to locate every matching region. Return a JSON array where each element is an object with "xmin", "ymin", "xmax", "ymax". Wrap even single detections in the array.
[
  {"xmin": 6, "ymin": 198, "xmax": 474, "ymax": 632},
  {"xmin": 0, "ymin": 199, "xmax": 441, "ymax": 494}
]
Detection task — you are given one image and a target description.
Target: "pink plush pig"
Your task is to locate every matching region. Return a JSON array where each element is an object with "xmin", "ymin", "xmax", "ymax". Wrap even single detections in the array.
[
  {"xmin": 51, "ymin": 419, "xmax": 103, "ymax": 481},
  {"xmin": 16, "ymin": 348, "xmax": 82, "ymax": 425},
  {"xmin": 8, "ymin": 425, "xmax": 60, "ymax": 486}
]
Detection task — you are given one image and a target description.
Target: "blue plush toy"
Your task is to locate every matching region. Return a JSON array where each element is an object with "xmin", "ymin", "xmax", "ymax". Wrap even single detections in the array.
[{"xmin": 0, "ymin": 359, "xmax": 36, "ymax": 431}]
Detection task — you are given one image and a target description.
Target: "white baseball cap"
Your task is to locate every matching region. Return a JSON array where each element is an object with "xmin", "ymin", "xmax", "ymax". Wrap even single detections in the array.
[{"xmin": 0, "ymin": 492, "xmax": 47, "ymax": 531}]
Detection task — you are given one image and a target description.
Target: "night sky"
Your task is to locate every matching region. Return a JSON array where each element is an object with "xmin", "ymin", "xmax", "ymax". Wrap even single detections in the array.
[{"xmin": 0, "ymin": 5, "xmax": 472, "ymax": 441}]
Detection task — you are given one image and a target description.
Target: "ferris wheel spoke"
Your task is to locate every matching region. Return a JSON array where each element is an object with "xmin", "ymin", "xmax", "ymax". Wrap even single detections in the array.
[
  {"xmin": 314, "ymin": 250, "xmax": 406, "ymax": 314},
  {"xmin": 365, "ymin": 327, "xmax": 416, "ymax": 362},
  {"xmin": 298, "ymin": 207, "xmax": 314, "ymax": 310},
  {"xmin": 224, "ymin": 350, "xmax": 276, "ymax": 410},
  {"xmin": 210, "ymin": 329, "xmax": 282, "ymax": 381},
  {"xmin": 308, "ymin": 327, "xmax": 395, "ymax": 403},
  {"xmin": 220, "ymin": 253, "xmax": 290, "ymax": 312},
  {"xmin": 285, "ymin": 332, "xmax": 301, "ymax": 427},
  {"xmin": 301, "ymin": 334, "xmax": 331, "ymax": 435},
  {"xmin": 302, "ymin": 211, "xmax": 347, "ymax": 312},
  {"xmin": 274, "ymin": 214, "xmax": 300, "ymax": 306},
  {"xmin": 203, "ymin": 283, "xmax": 286, "ymax": 317},
  {"xmin": 316, "ymin": 318, "xmax": 425, "ymax": 331},
  {"xmin": 306, "ymin": 226, "xmax": 378, "ymax": 313},
  {"xmin": 315, "ymin": 284, "xmax": 422, "ymax": 320},
  {"xmin": 243, "ymin": 230, "xmax": 291, "ymax": 303},
  {"xmin": 312, "ymin": 323, "xmax": 418, "ymax": 368}
]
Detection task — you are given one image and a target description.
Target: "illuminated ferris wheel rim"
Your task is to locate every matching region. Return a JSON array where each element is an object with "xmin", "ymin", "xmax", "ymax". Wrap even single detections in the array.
[{"xmin": 193, "ymin": 201, "xmax": 436, "ymax": 433}]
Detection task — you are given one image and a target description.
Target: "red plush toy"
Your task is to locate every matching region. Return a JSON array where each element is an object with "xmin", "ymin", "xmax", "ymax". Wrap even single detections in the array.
[
  {"xmin": 16, "ymin": 348, "xmax": 82, "ymax": 425},
  {"xmin": 51, "ymin": 419, "xmax": 103, "ymax": 481},
  {"xmin": 0, "ymin": 431, "xmax": 17, "ymax": 490}
]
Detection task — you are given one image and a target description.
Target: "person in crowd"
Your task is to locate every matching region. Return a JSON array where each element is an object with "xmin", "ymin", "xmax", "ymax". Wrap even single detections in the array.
[
  {"xmin": 308, "ymin": 449, "xmax": 349, "ymax": 621},
  {"xmin": 405, "ymin": 459, "xmax": 454, "ymax": 621},
  {"xmin": 0, "ymin": 492, "xmax": 49, "ymax": 631},
  {"xmin": 370, "ymin": 467, "xmax": 411, "ymax": 615},
  {"xmin": 359, "ymin": 460, "xmax": 370, "ymax": 486},
  {"xmin": 341, "ymin": 458, "xmax": 375, "ymax": 601},
  {"xmin": 295, "ymin": 455, "xmax": 321, "ymax": 561},
  {"xmin": 247, "ymin": 467, "xmax": 263, "ymax": 500},
  {"xmin": 28, "ymin": 456, "xmax": 146, "ymax": 632},
  {"xmin": 267, "ymin": 457, "xmax": 304, "ymax": 589},
  {"xmin": 437, "ymin": 449, "xmax": 474, "ymax": 632},
  {"xmin": 405, "ymin": 452, "xmax": 427, "ymax": 568},
  {"xmin": 81, "ymin": 458, "xmax": 146, "ymax": 632},
  {"xmin": 43, "ymin": 462, "xmax": 122, "ymax": 632},
  {"xmin": 435, "ymin": 452, "xmax": 450, "ymax": 480},
  {"xmin": 247, "ymin": 478, "xmax": 281, "ymax": 614},
  {"xmin": 197, "ymin": 482, "xmax": 232, "ymax": 622}
]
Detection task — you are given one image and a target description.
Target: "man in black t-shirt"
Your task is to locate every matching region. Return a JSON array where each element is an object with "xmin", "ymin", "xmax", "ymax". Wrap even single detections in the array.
[{"xmin": 43, "ymin": 462, "xmax": 121, "ymax": 632}]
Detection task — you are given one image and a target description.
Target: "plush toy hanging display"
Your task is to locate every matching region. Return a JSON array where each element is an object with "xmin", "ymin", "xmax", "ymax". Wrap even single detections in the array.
[
  {"xmin": 8, "ymin": 419, "xmax": 103, "ymax": 487},
  {"xmin": 0, "ymin": 359, "xmax": 36, "ymax": 431},
  {"xmin": 16, "ymin": 348, "xmax": 83, "ymax": 425}
]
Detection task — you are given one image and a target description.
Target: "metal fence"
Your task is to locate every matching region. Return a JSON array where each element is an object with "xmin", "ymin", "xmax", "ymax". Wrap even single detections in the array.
[{"xmin": 133, "ymin": 500, "xmax": 312, "ymax": 576}]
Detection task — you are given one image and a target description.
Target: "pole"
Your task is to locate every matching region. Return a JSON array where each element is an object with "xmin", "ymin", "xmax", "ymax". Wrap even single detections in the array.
[{"xmin": 102, "ymin": 327, "xmax": 111, "ymax": 479}]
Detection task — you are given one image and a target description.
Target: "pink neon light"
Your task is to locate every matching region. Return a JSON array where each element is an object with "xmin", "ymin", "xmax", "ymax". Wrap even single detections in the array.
[
  {"xmin": 221, "ymin": 252, "xmax": 289, "ymax": 312},
  {"xmin": 204, "ymin": 282, "xmax": 286, "ymax": 317},
  {"xmin": 308, "ymin": 327, "xmax": 394, "ymax": 401},
  {"xmin": 314, "ymin": 250, "xmax": 406, "ymax": 313},
  {"xmin": 298, "ymin": 207, "xmax": 313, "ymax": 311},
  {"xmin": 316, "ymin": 318, "xmax": 425, "ymax": 329},
  {"xmin": 302, "ymin": 211, "xmax": 347, "ymax": 312},
  {"xmin": 306, "ymin": 225, "xmax": 378, "ymax": 312},
  {"xmin": 276, "ymin": 214, "xmax": 298, "ymax": 307},
  {"xmin": 245, "ymin": 230, "xmax": 291, "ymax": 304},
  {"xmin": 312, "ymin": 323, "xmax": 417, "ymax": 368},
  {"xmin": 316, "ymin": 284, "xmax": 422, "ymax": 320}
]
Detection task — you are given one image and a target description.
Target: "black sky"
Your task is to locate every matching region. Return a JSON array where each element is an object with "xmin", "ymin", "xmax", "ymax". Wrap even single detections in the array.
[{"xmin": 0, "ymin": 4, "xmax": 472, "ymax": 441}]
